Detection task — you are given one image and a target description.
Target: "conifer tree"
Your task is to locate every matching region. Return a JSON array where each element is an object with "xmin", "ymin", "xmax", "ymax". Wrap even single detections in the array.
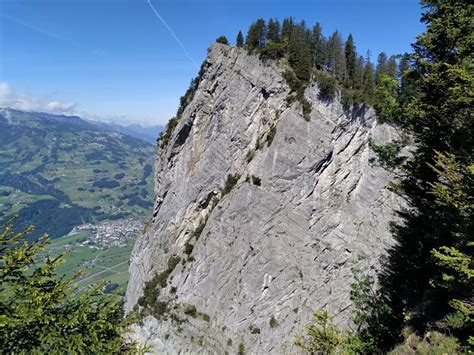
[
  {"xmin": 311, "ymin": 23, "xmax": 326, "ymax": 69},
  {"xmin": 326, "ymin": 31, "xmax": 346, "ymax": 81},
  {"xmin": 398, "ymin": 53, "xmax": 417, "ymax": 106},
  {"xmin": 0, "ymin": 219, "xmax": 139, "ymax": 353},
  {"xmin": 216, "ymin": 36, "xmax": 229, "ymax": 45},
  {"xmin": 267, "ymin": 18, "xmax": 281, "ymax": 42},
  {"xmin": 362, "ymin": 51, "xmax": 375, "ymax": 102},
  {"xmin": 369, "ymin": 0, "xmax": 474, "ymax": 350},
  {"xmin": 246, "ymin": 19, "xmax": 267, "ymax": 50},
  {"xmin": 385, "ymin": 55, "xmax": 398, "ymax": 78},
  {"xmin": 281, "ymin": 17, "xmax": 295, "ymax": 40},
  {"xmin": 236, "ymin": 30, "xmax": 244, "ymax": 47},
  {"xmin": 375, "ymin": 52, "xmax": 388, "ymax": 82},
  {"xmin": 344, "ymin": 34, "xmax": 357, "ymax": 86}
]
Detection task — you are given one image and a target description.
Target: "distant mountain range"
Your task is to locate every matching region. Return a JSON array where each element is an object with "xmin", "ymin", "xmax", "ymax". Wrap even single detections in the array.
[
  {"xmin": 0, "ymin": 108, "xmax": 156, "ymax": 239},
  {"xmin": 89, "ymin": 121, "xmax": 163, "ymax": 145}
]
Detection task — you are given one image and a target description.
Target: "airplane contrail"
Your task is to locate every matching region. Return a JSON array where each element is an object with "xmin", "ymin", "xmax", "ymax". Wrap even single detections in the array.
[{"xmin": 146, "ymin": 0, "xmax": 199, "ymax": 69}]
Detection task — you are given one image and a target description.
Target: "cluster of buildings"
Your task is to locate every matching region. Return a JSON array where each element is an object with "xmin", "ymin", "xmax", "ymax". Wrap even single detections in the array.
[{"xmin": 70, "ymin": 219, "xmax": 143, "ymax": 248}]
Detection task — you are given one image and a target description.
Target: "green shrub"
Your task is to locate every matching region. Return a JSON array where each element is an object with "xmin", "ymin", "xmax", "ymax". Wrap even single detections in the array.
[
  {"xmin": 251, "ymin": 175, "xmax": 261, "ymax": 186},
  {"xmin": 152, "ymin": 301, "xmax": 169, "ymax": 318},
  {"xmin": 314, "ymin": 70, "xmax": 337, "ymax": 99},
  {"xmin": 283, "ymin": 69, "xmax": 301, "ymax": 93},
  {"xmin": 238, "ymin": 342, "xmax": 245, "ymax": 355},
  {"xmin": 269, "ymin": 315, "xmax": 278, "ymax": 328},
  {"xmin": 227, "ymin": 338, "xmax": 233, "ymax": 346},
  {"xmin": 184, "ymin": 240, "xmax": 194, "ymax": 255},
  {"xmin": 259, "ymin": 41, "xmax": 286, "ymax": 61},
  {"xmin": 159, "ymin": 117, "xmax": 179, "ymax": 149},
  {"xmin": 216, "ymin": 36, "xmax": 229, "ymax": 45},
  {"xmin": 168, "ymin": 255, "xmax": 181, "ymax": 271},
  {"xmin": 222, "ymin": 174, "xmax": 241, "ymax": 195},
  {"xmin": 249, "ymin": 324, "xmax": 261, "ymax": 334},
  {"xmin": 194, "ymin": 217, "xmax": 208, "ymax": 239},
  {"xmin": 138, "ymin": 255, "xmax": 181, "ymax": 311},
  {"xmin": 373, "ymin": 74, "xmax": 402, "ymax": 123},
  {"xmin": 245, "ymin": 149, "xmax": 255, "ymax": 162},
  {"xmin": 266, "ymin": 125, "xmax": 276, "ymax": 146},
  {"xmin": 301, "ymin": 98, "xmax": 312, "ymax": 121},
  {"xmin": 389, "ymin": 331, "xmax": 461, "ymax": 355},
  {"xmin": 184, "ymin": 304, "xmax": 197, "ymax": 317},
  {"xmin": 199, "ymin": 312, "xmax": 211, "ymax": 322},
  {"xmin": 293, "ymin": 309, "xmax": 344, "ymax": 354}
]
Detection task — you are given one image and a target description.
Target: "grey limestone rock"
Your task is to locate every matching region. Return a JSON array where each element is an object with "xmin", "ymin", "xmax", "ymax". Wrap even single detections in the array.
[{"xmin": 125, "ymin": 43, "xmax": 404, "ymax": 354}]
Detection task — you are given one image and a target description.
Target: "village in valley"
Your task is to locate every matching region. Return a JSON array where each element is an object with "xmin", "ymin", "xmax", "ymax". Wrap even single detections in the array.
[{"xmin": 68, "ymin": 219, "xmax": 144, "ymax": 248}]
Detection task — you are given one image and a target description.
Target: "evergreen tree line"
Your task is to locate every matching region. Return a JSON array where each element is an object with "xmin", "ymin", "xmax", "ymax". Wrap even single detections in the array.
[{"xmin": 230, "ymin": 18, "xmax": 408, "ymax": 110}]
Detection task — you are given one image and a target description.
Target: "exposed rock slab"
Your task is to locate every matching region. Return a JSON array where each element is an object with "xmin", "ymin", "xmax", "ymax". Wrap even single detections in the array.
[{"xmin": 126, "ymin": 43, "xmax": 403, "ymax": 354}]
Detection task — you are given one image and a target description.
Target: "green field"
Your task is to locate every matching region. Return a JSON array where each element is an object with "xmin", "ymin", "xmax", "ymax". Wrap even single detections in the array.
[{"xmin": 47, "ymin": 230, "xmax": 136, "ymax": 294}]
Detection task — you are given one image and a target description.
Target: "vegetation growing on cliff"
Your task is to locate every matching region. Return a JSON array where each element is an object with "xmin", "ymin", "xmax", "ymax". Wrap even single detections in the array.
[
  {"xmin": 296, "ymin": 0, "xmax": 473, "ymax": 352},
  {"xmin": 239, "ymin": 17, "xmax": 406, "ymax": 114}
]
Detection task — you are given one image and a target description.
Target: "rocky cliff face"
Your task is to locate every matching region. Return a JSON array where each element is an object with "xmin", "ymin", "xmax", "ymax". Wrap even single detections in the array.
[{"xmin": 126, "ymin": 43, "xmax": 403, "ymax": 354}]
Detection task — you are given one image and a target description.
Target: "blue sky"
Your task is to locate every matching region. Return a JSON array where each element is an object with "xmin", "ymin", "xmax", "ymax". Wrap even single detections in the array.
[{"xmin": 0, "ymin": 0, "xmax": 424, "ymax": 125}]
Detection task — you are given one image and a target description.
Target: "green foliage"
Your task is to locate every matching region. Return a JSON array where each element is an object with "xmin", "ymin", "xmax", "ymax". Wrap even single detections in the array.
[
  {"xmin": 159, "ymin": 61, "xmax": 206, "ymax": 151},
  {"xmin": 267, "ymin": 18, "xmax": 281, "ymax": 43},
  {"xmin": 249, "ymin": 324, "xmax": 261, "ymax": 334},
  {"xmin": 236, "ymin": 31, "xmax": 244, "ymax": 47},
  {"xmin": 216, "ymin": 36, "xmax": 229, "ymax": 45},
  {"xmin": 359, "ymin": 0, "xmax": 474, "ymax": 352},
  {"xmin": 0, "ymin": 110, "xmax": 155, "ymax": 239},
  {"xmin": 266, "ymin": 125, "xmax": 277, "ymax": 146},
  {"xmin": 159, "ymin": 116, "xmax": 179, "ymax": 149},
  {"xmin": 344, "ymin": 34, "xmax": 357, "ymax": 84},
  {"xmin": 389, "ymin": 330, "xmax": 461, "ymax": 355},
  {"xmin": 193, "ymin": 216, "xmax": 208, "ymax": 240},
  {"xmin": 314, "ymin": 70, "xmax": 337, "ymax": 99},
  {"xmin": 246, "ymin": 18, "xmax": 266, "ymax": 50},
  {"xmin": 222, "ymin": 174, "xmax": 241, "ymax": 195},
  {"xmin": 238, "ymin": 342, "xmax": 245, "ymax": 355},
  {"xmin": 258, "ymin": 41, "xmax": 286, "ymax": 61},
  {"xmin": 428, "ymin": 152, "xmax": 473, "ymax": 344},
  {"xmin": 184, "ymin": 304, "xmax": 197, "ymax": 317},
  {"xmin": 301, "ymin": 98, "xmax": 312, "ymax": 121},
  {"xmin": 250, "ymin": 175, "xmax": 261, "ymax": 186},
  {"xmin": 0, "ymin": 219, "xmax": 137, "ymax": 353},
  {"xmin": 373, "ymin": 74, "xmax": 403, "ymax": 123},
  {"xmin": 184, "ymin": 240, "xmax": 194, "ymax": 255},
  {"xmin": 137, "ymin": 255, "xmax": 181, "ymax": 316},
  {"xmin": 293, "ymin": 309, "xmax": 345, "ymax": 354},
  {"xmin": 245, "ymin": 149, "xmax": 255, "ymax": 163},
  {"xmin": 269, "ymin": 315, "xmax": 278, "ymax": 328},
  {"xmin": 369, "ymin": 141, "xmax": 406, "ymax": 170}
]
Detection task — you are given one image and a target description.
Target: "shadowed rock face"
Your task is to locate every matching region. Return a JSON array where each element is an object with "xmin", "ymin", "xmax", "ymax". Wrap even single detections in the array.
[{"xmin": 126, "ymin": 43, "xmax": 403, "ymax": 354}]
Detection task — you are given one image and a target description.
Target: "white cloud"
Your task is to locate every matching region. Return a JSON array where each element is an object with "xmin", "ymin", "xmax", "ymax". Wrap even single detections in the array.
[
  {"xmin": 0, "ymin": 82, "xmax": 165, "ymax": 127},
  {"xmin": 0, "ymin": 82, "xmax": 76, "ymax": 115}
]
